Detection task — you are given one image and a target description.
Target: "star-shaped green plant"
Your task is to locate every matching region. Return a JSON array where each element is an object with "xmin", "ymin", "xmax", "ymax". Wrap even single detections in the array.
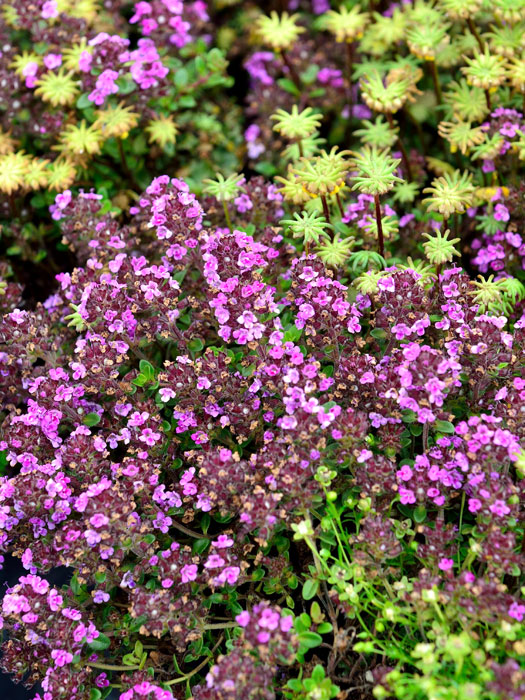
[
  {"xmin": 292, "ymin": 148, "xmax": 350, "ymax": 197},
  {"xmin": 34, "ymin": 69, "xmax": 80, "ymax": 107},
  {"xmin": 282, "ymin": 133, "xmax": 325, "ymax": 162},
  {"xmin": 319, "ymin": 5, "xmax": 369, "ymax": 43},
  {"xmin": 281, "ymin": 210, "xmax": 333, "ymax": 247},
  {"xmin": 398, "ymin": 257, "xmax": 437, "ymax": 285},
  {"xmin": 437, "ymin": 120, "xmax": 486, "ymax": 155},
  {"xmin": 360, "ymin": 67, "xmax": 422, "ymax": 114},
  {"xmin": 350, "ymin": 146, "xmax": 402, "ymax": 258},
  {"xmin": 506, "ymin": 56, "xmax": 525, "ymax": 93},
  {"xmin": 203, "ymin": 172, "xmax": 244, "ymax": 229},
  {"xmin": 94, "ymin": 103, "xmax": 139, "ymax": 140},
  {"xmin": 275, "ymin": 168, "xmax": 311, "ymax": 204},
  {"xmin": 438, "ymin": 0, "xmax": 482, "ymax": 19},
  {"xmin": 461, "ymin": 49, "xmax": 507, "ymax": 90},
  {"xmin": 468, "ymin": 275, "xmax": 508, "ymax": 313},
  {"xmin": 203, "ymin": 172, "xmax": 244, "ymax": 202},
  {"xmin": 406, "ymin": 22, "xmax": 450, "ymax": 61},
  {"xmin": 392, "ymin": 181, "xmax": 420, "ymax": 204},
  {"xmin": 493, "ymin": 0, "xmax": 525, "ymax": 24},
  {"xmin": 359, "ymin": 9, "xmax": 407, "ymax": 55},
  {"xmin": 354, "ymin": 117, "xmax": 398, "ymax": 149},
  {"xmin": 350, "ymin": 146, "xmax": 402, "ymax": 196},
  {"xmin": 348, "ymin": 251, "xmax": 386, "ymax": 275},
  {"xmin": 470, "ymin": 133, "xmax": 505, "ymax": 161},
  {"xmin": 422, "ymin": 229, "xmax": 461, "ymax": 266},
  {"xmin": 256, "ymin": 11, "xmax": 305, "ymax": 51},
  {"xmin": 271, "ymin": 106, "xmax": 322, "ymax": 141},
  {"xmin": 487, "ymin": 23, "xmax": 524, "ymax": 59},
  {"xmin": 145, "ymin": 115, "xmax": 179, "ymax": 148},
  {"xmin": 363, "ymin": 215, "xmax": 399, "ymax": 241},
  {"xmin": 422, "ymin": 170, "xmax": 475, "ymax": 218},
  {"xmin": 443, "ymin": 80, "xmax": 489, "ymax": 122},
  {"xmin": 0, "ymin": 151, "xmax": 31, "ymax": 195},
  {"xmin": 353, "ymin": 268, "xmax": 387, "ymax": 293},
  {"xmin": 316, "ymin": 236, "xmax": 355, "ymax": 267},
  {"xmin": 55, "ymin": 121, "xmax": 103, "ymax": 162}
]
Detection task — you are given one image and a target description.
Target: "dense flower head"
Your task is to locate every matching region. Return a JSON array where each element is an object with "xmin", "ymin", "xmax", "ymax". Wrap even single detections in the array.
[{"xmin": 0, "ymin": 3, "xmax": 525, "ymax": 700}]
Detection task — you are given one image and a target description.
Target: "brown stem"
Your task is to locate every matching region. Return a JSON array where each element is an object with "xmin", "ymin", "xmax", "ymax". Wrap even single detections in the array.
[
  {"xmin": 484, "ymin": 88, "xmax": 492, "ymax": 112},
  {"xmin": 428, "ymin": 60, "xmax": 442, "ymax": 105},
  {"xmin": 386, "ymin": 113, "xmax": 412, "ymax": 182},
  {"xmin": 373, "ymin": 194, "xmax": 385, "ymax": 258},
  {"xmin": 280, "ymin": 50, "xmax": 301, "ymax": 90},
  {"xmin": 297, "ymin": 139, "xmax": 304, "ymax": 158},
  {"xmin": 466, "ymin": 17, "xmax": 484, "ymax": 51},
  {"xmin": 336, "ymin": 192, "xmax": 345, "ymax": 217},
  {"xmin": 320, "ymin": 194, "xmax": 331, "ymax": 223}
]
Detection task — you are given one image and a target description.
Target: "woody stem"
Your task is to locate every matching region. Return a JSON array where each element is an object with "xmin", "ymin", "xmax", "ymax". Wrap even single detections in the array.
[{"xmin": 373, "ymin": 194, "xmax": 385, "ymax": 258}]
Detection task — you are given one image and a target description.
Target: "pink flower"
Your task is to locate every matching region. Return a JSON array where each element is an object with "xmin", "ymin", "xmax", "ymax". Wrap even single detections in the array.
[
  {"xmin": 51, "ymin": 649, "xmax": 73, "ymax": 667},
  {"xmin": 438, "ymin": 558, "xmax": 454, "ymax": 571},
  {"xmin": 42, "ymin": 0, "xmax": 58, "ymax": 19}
]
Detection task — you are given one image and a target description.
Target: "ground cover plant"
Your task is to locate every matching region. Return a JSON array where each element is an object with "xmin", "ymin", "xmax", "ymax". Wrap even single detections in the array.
[{"xmin": 0, "ymin": 0, "xmax": 524, "ymax": 699}]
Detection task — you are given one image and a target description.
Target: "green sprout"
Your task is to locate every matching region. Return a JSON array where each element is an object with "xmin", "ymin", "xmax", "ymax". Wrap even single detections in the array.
[
  {"xmin": 353, "ymin": 268, "xmax": 387, "ymax": 293},
  {"xmin": 256, "ymin": 11, "xmax": 305, "ymax": 50},
  {"xmin": 350, "ymin": 146, "xmax": 402, "ymax": 258},
  {"xmin": 360, "ymin": 67, "xmax": 422, "ymax": 114},
  {"xmin": 350, "ymin": 146, "xmax": 403, "ymax": 197},
  {"xmin": 422, "ymin": 229, "xmax": 461, "ymax": 267},
  {"xmin": 281, "ymin": 210, "xmax": 333, "ymax": 251},
  {"xmin": 392, "ymin": 180, "xmax": 420, "ymax": 204},
  {"xmin": 319, "ymin": 5, "xmax": 369, "ymax": 43},
  {"xmin": 348, "ymin": 251, "xmax": 386, "ymax": 274},
  {"xmin": 438, "ymin": 0, "xmax": 482, "ymax": 20},
  {"xmin": 422, "ymin": 170, "xmax": 475, "ymax": 219},
  {"xmin": 468, "ymin": 275, "xmax": 508, "ymax": 314},
  {"xmin": 316, "ymin": 236, "xmax": 355, "ymax": 267},
  {"xmin": 354, "ymin": 117, "xmax": 398, "ymax": 149},
  {"xmin": 437, "ymin": 120, "xmax": 486, "ymax": 155},
  {"xmin": 271, "ymin": 106, "xmax": 322, "ymax": 157},
  {"xmin": 203, "ymin": 172, "xmax": 244, "ymax": 229},
  {"xmin": 443, "ymin": 80, "xmax": 489, "ymax": 122},
  {"xmin": 461, "ymin": 49, "xmax": 507, "ymax": 109}
]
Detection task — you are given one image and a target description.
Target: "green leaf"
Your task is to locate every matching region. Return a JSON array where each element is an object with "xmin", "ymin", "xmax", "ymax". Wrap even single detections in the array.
[
  {"xmin": 302, "ymin": 578, "xmax": 319, "ymax": 601},
  {"xmin": 188, "ymin": 337, "xmax": 204, "ymax": 353},
  {"xmin": 277, "ymin": 78, "xmax": 301, "ymax": 96},
  {"xmin": 83, "ymin": 412, "xmax": 101, "ymax": 427},
  {"xmin": 413, "ymin": 505, "xmax": 427, "ymax": 523},
  {"xmin": 174, "ymin": 68, "xmax": 189, "ymax": 88},
  {"xmin": 90, "ymin": 690, "xmax": 103, "ymax": 700},
  {"xmin": 298, "ymin": 631, "xmax": 323, "ymax": 649},
  {"xmin": 286, "ymin": 679, "xmax": 303, "ymax": 691},
  {"xmin": 89, "ymin": 633, "xmax": 111, "ymax": 651},
  {"xmin": 434, "ymin": 419, "xmax": 455, "ymax": 434},
  {"xmin": 317, "ymin": 622, "xmax": 333, "ymax": 635},
  {"xmin": 139, "ymin": 360, "xmax": 155, "ymax": 380},
  {"xmin": 77, "ymin": 93, "xmax": 93, "ymax": 110}
]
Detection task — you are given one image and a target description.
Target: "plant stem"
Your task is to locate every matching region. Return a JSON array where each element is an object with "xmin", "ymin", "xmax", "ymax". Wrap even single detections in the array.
[
  {"xmin": 466, "ymin": 17, "xmax": 484, "ymax": 51},
  {"xmin": 280, "ymin": 50, "xmax": 301, "ymax": 90},
  {"xmin": 373, "ymin": 194, "xmax": 385, "ymax": 258},
  {"xmin": 428, "ymin": 60, "xmax": 442, "ymax": 105},
  {"xmin": 297, "ymin": 138, "xmax": 304, "ymax": 158},
  {"xmin": 336, "ymin": 192, "xmax": 345, "ymax": 217},
  {"xmin": 88, "ymin": 661, "xmax": 141, "ymax": 671},
  {"xmin": 320, "ymin": 194, "xmax": 331, "ymax": 223},
  {"xmin": 386, "ymin": 113, "xmax": 412, "ymax": 182},
  {"xmin": 484, "ymin": 88, "xmax": 492, "ymax": 111},
  {"xmin": 346, "ymin": 41, "xmax": 354, "ymax": 119},
  {"xmin": 222, "ymin": 200, "xmax": 232, "ymax": 229},
  {"xmin": 117, "ymin": 139, "xmax": 140, "ymax": 192}
]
